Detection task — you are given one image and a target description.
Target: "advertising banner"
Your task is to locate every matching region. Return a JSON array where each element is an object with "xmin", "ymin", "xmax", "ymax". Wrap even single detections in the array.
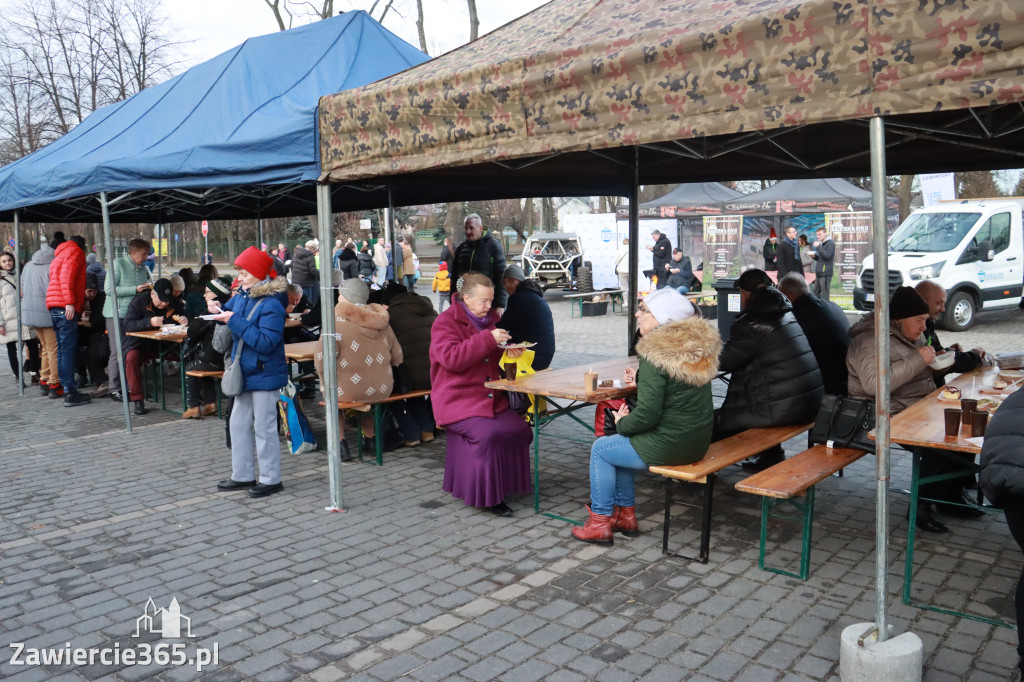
[
  {"xmin": 702, "ymin": 215, "xmax": 743, "ymax": 288},
  {"xmin": 824, "ymin": 211, "xmax": 872, "ymax": 309}
]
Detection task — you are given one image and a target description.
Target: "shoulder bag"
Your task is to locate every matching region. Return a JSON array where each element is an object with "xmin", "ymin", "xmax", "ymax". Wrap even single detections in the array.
[
  {"xmin": 809, "ymin": 394, "xmax": 876, "ymax": 453},
  {"xmin": 221, "ymin": 299, "xmax": 263, "ymax": 397}
]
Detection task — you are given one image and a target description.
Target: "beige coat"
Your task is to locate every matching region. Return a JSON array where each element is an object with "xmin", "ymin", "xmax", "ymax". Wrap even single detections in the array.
[
  {"xmin": 315, "ymin": 297, "xmax": 403, "ymax": 403},
  {"xmin": 846, "ymin": 315, "xmax": 936, "ymax": 414}
]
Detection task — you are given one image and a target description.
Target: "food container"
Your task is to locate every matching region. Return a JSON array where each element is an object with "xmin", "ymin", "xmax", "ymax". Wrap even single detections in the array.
[{"xmin": 929, "ymin": 351, "xmax": 955, "ymax": 370}]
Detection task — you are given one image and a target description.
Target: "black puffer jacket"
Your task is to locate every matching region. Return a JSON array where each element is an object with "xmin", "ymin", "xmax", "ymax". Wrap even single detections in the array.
[
  {"xmin": 716, "ymin": 286, "xmax": 824, "ymax": 436},
  {"xmin": 980, "ymin": 388, "xmax": 1024, "ymax": 507},
  {"xmin": 290, "ymin": 246, "xmax": 319, "ymax": 287},
  {"xmin": 450, "ymin": 230, "xmax": 508, "ymax": 307},
  {"xmin": 386, "ymin": 292, "xmax": 437, "ymax": 391},
  {"xmin": 337, "ymin": 249, "xmax": 360, "ymax": 280},
  {"xmin": 357, "ymin": 251, "xmax": 375, "ymax": 278},
  {"xmin": 184, "ymin": 316, "xmax": 225, "ymax": 369},
  {"xmin": 498, "ymin": 280, "xmax": 555, "ymax": 370}
]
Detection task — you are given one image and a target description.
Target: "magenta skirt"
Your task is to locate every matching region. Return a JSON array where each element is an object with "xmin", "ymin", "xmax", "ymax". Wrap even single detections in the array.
[{"xmin": 443, "ymin": 410, "xmax": 533, "ymax": 508}]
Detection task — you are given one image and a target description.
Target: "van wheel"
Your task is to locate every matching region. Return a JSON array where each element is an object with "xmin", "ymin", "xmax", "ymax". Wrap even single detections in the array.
[{"xmin": 942, "ymin": 291, "xmax": 975, "ymax": 332}]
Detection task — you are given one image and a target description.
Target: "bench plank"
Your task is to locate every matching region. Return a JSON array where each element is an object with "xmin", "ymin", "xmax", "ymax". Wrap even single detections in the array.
[
  {"xmin": 649, "ymin": 422, "xmax": 813, "ymax": 483},
  {"xmin": 735, "ymin": 445, "xmax": 867, "ymax": 499}
]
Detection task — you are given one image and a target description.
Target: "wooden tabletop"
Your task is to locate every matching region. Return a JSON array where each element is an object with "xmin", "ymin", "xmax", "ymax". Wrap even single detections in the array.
[
  {"xmin": 485, "ymin": 356, "xmax": 638, "ymax": 402},
  {"xmin": 125, "ymin": 327, "xmax": 187, "ymax": 343},
  {"xmin": 881, "ymin": 366, "xmax": 1007, "ymax": 454},
  {"xmin": 285, "ymin": 341, "xmax": 318, "ymax": 362},
  {"xmin": 285, "ymin": 317, "xmax": 301, "ymax": 328}
]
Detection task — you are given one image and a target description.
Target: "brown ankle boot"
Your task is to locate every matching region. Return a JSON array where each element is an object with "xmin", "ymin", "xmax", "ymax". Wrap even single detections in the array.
[
  {"xmin": 201, "ymin": 404, "xmax": 217, "ymax": 416},
  {"xmin": 610, "ymin": 505, "xmax": 639, "ymax": 537},
  {"xmin": 571, "ymin": 506, "xmax": 613, "ymax": 546},
  {"xmin": 181, "ymin": 406, "xmax": 200, "ymax": 419}
]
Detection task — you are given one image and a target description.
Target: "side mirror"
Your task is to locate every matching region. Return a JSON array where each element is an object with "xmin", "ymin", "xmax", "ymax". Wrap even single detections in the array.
[{"xmin": 977, "ymin": 240, "xmax": 994, "ymax": 262}]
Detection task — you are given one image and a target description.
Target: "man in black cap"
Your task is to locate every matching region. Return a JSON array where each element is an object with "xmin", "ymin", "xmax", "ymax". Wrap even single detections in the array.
[
  {"xmin": 121, "ymin": 278, "xmax": 186, "ymax": 415},
  {"xmin": 76, "ymin": 271, "xmax": 108, "ymax": 390}
]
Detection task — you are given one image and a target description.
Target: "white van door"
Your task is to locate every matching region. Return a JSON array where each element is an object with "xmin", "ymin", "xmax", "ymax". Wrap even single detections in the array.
[{"xmin": 958, "ymin": 210, "xmax": 1021, "ymax": 309}]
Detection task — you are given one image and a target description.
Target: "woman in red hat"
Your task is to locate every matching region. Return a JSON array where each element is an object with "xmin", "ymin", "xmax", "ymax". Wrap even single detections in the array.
[{"xmin": 208, "ymin": 246, "xmax": 288, "ymax": 498}]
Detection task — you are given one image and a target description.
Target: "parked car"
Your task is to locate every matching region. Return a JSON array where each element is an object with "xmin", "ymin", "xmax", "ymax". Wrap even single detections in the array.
[{"xmin": 520, "ymin": 232, "xmax": 589, "ymax": 291}]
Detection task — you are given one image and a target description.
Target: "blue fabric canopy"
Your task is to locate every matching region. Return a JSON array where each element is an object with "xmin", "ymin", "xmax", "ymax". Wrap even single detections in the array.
[{"xmin": 0, "ymin": 12, "xmax": 427, "ymax": 222}]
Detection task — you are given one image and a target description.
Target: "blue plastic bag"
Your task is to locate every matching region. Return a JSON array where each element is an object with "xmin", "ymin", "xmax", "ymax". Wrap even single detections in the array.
[{"xmin": 278, "ymin": 379, "xmax": 317, "ymax": 454}]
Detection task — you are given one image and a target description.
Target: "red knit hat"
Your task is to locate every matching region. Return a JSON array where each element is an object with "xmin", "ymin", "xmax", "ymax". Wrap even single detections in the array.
[
  {"xmin": 234, "ymin": 246, "xmax": 276, "ymax": 280},
  {"xmin": 438, "ymin": 262, "xmax": 448, "ymax": 271},
  {"xmin": 769, "ymin": 228, "xmax": 778, "ymax": 239}
]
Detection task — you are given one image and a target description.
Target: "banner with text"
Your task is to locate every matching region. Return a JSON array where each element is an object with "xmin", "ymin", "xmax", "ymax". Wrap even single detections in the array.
[
  {"xmin": 824, "ymin": 211, "xmax": 872, "ymax": 309},
  {"xmin": 702, "ymin": 215, "xmax": 743, "ymax": 288}
]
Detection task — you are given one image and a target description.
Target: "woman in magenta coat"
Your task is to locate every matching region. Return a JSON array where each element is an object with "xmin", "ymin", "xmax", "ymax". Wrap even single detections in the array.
[{"xmin": 429, "ymin": 272, "xmax": 533, "ymax": 516}]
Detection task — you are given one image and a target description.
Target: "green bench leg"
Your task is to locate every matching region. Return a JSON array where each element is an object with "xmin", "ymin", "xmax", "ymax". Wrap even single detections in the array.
[
  {"xmin": 758, "ymin": 487, "xmax": 815, "ymax": 581},
  {"xmin": 373, "ymin": 404, "xmax": 384, "ymax": 466}
]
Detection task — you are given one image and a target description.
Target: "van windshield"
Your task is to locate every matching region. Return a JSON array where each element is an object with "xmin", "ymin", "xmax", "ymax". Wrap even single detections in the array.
[{"xmin": 889, "ymin": 212, "xmax": 980, "ymax": 252}]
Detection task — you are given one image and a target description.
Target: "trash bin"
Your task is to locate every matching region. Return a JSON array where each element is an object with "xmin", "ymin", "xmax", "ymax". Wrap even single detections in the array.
[{"xmin": 712, "ymin": 278, "xmax": 742, "ymax": 342}]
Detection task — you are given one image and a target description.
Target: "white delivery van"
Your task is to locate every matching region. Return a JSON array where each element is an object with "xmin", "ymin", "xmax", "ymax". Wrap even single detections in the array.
[{"xmin": 853, "ymin": 198, "xmax": 1024, "ymax": 331}]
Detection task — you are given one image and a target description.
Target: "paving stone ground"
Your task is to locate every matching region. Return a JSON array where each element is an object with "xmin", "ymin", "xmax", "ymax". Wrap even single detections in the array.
[{"xmin": 1, "ymin": 293, "xmax": 1022, "ymax": 681}]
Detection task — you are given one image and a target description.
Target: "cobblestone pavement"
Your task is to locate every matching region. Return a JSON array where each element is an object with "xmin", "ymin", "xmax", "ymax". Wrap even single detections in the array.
[{"xmin": 1, "ymin": 294, "xmax": 1022, "ymax": 681}]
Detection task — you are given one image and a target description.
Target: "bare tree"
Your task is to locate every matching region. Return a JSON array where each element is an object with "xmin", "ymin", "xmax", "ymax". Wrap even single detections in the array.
[
  {"xmin": 414, "ymin": 0, "xmax": 427, "ymax": 53},
  {"xmin": 0, "ymin": 0, "xmax": 179, "ymax": 159}
]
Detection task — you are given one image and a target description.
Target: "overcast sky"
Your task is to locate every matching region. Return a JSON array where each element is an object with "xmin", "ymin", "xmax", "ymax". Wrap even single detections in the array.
[{"xmin": 170, "ymin": 0, "xmax": 549, "ymax": 67}]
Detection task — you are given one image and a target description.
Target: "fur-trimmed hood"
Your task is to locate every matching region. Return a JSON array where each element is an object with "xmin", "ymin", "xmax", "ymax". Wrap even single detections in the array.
[
  {"xmin": 247, "ymin": 276, "xmax": 287, "ymax": 299},
  {"xmin": 334, "ymin": 297, "xmax": 391, "ymax": 337},
  {"xmin": 636, "ymin": 317, "xmax": 722, "ymax": 386}
]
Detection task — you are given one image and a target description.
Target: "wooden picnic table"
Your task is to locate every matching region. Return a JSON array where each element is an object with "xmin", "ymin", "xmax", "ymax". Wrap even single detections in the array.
[
  {"xmin": 125, "ymin": 327, "xmax": 188, "ymax": 412},
  {"xmin": 284, "ymin": 341, "xmax": 318, "ymax": 362},
  {"xmin": 485, "ymin": 356, "xmax": 637, "ymax": 520},
  {"xmin": 875, "ymin": 364, "xmax": 1013, "ymax": 627}
]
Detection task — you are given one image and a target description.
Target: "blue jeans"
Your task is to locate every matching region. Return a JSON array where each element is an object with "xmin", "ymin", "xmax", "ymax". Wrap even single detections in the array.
[
  {"xmin": 49, "ymin": 308, "xmax": 79, "ymax": 393},
  {"xmin": 404, "ymin": 274, "xmax": 416, "ymax": 291},
  {"xmin": 589, "ymin": 434, "xmax": 648, "ymax": 516},
  {"xmin": 673, "ymin": 285, "xmax": 690, "ymax": 294},
  {"xmin": 302, "ymin": 285, "xmax": 319, "ymax": 307}
]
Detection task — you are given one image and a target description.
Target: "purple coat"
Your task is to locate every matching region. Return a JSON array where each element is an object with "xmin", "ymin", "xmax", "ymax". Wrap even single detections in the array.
[{"xmin": 429, "ymin": 302, "xmax": 510, "ymax": 426}]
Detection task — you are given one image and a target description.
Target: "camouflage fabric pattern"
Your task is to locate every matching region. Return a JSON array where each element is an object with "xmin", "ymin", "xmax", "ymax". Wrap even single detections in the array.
[{"xmin": 319, "ymin": 0, "xmax": 1024, "ymax": 182}]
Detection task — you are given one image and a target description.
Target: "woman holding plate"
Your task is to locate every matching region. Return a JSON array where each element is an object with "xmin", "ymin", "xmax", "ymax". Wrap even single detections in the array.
[{"xmin": 429, "ymin": 272, "xmax": 533, "ymax": 516}]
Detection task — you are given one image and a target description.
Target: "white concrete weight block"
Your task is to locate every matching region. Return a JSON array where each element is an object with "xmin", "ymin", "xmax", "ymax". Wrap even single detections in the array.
[{"xmin": 840, "ymin": 622, "xmax": 922, "ymax": 682}]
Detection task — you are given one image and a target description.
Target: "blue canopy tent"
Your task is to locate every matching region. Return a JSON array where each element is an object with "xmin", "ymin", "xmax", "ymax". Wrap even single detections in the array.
[
  {"xmin": 0, "ymin": 11, "xmax": 427, "ymax": 223},
  {"xmin": 0, "ymin": 12, "xmax": 428, "ymax": 510}
]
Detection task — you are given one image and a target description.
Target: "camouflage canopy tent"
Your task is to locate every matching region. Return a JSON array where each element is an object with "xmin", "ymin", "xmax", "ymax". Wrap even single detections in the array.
[
  {"xmin": 317, "ymin": 0, "xmax": 1024, "ymax": 206},
  {"xmin": 315, "ymin": 0, "xmax": 1024, "ymax": 652}
]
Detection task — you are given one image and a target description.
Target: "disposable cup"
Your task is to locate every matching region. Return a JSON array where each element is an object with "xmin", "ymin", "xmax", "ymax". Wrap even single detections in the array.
[
  {"xmin": 584, "ymin": 372, "xmax": 598, "ymax": 394},
  {"xmin": 971, "ymin": 410, "xmax": 988, "ymax": 438},
  {"xmin": 504, "ymin": 362, "xmax": 517, "ymax": 380},
  {"xmin": 943, "ymin": 409, "xmax": 962, "ymax": 437},
  {"xmin": 961, "ymin": 398, "xmax": 978, "ymax": 424}
]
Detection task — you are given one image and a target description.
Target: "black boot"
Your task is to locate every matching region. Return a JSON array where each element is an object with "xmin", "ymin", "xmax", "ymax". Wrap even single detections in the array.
[
  {"xmin": 911, "ymin": 502, "xmax": 948, "ymax": 533},
  {"xmin": 740, "ymin": 445, "xmax": 785, "ymax": 472},
  {"xmin": 133, "ymin": 400, "xmax": 149, "ymax": 415}
]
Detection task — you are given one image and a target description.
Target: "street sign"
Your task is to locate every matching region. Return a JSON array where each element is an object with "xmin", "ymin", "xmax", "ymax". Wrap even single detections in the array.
[
  {"xmin": 174, "ymin": 233, "xmax": 179, "ymax": 242},
  {"xmin": 6, "ymin": 238, "xmax": 13, "ymax": 247},
  {"xmin": 201, "ymin": 220, "xmax": 209, "ymax": 237}
]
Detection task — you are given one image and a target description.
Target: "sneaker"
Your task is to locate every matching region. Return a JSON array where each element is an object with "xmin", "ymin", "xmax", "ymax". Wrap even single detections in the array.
[
  {"xmin": 63, "ymin": 392, "xmax": 92, "ymax": 407},
  {"xmin": 740, "ymin": 445, "xmax": 785, "ymax": 472},
  {"xmin": 92, "ymin": 382, "xmax": 110, "ymax": 397},
  {"xmin": 110, "ymin": 390, "xmax": 123, "ymax": 401},
  {"xmin": 40, "ymin": 381, "xmax": 50, "ymax": 396},
  {"xmin": 48, "ymin": 387, "xmax": 63, "ymax": 399}
]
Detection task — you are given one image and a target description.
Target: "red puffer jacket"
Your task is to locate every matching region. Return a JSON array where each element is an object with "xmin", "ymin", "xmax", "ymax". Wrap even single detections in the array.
[{"xmin": 45, "ymin": 242, "xmax": 87, "ymax": 313}]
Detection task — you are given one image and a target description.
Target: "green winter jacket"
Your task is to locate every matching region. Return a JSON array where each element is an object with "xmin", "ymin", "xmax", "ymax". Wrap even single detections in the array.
[
  {"xmin": 616, "ymin": 316, "xmax": 722, "ymax": 466},
  {"xmin": 102, "ymin": 254, "xmax": 152, "ymax": 318}
]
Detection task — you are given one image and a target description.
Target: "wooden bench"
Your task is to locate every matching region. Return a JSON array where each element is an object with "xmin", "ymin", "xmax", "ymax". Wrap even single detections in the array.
[
  {"xmin": 321, "ymin": 389, "xmax": 432, "ymax": 465},
  {"xmin": 735, "ymin": 444, "xmax": 868, "ymax": 580},
  {"xmin": 648, "ymin": 422, "xmax": 813, "ymax": 563},
  {"xmin": 564, "ymin": 289, "xmax": 625, "ymax": 316},
  {"xmin": 184, "ymin": 369, "xmax": 225, "ymax": 418}
]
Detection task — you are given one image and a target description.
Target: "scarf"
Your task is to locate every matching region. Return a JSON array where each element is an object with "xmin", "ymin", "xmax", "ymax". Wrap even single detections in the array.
[
  {"xmin": 459, "ymin": 301, "xmax": 491, "ymax": 332},
  {"xmin": 784, "ymin": 235, "xmax": 800, "ymax": 258}
]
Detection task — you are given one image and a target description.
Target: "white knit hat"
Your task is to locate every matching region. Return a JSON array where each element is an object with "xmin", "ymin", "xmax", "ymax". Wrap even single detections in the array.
[{"xmin": 644, "ymin": 288, "xmax": 695, "ymax": 325}]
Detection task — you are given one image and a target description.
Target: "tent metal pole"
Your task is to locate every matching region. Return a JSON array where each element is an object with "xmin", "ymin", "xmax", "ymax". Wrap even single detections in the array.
[
  {"xmin": 869, "ymin": 116, "xmax": 891, "ymax": 642},
  {"xmin": 317, "ymin": 182, "xmax": 345, "ymax": 511},
  {"xmin": 13, "ymin": 211, "xmax": 24, "ymax": 396},
  {"xmin": 156, "ymin": 223, "xmax": 162, "ymax": 279},
  {"xmin": 100, "ymin": 192, "xmax": 133, "ymax": 433},
  {"xmin": 386, "ymin": 189, "xmax": 396, "ymax": 283},
  {"xmin": 627, "ymin": 146, "xmax": 639, "ymax": 353}
]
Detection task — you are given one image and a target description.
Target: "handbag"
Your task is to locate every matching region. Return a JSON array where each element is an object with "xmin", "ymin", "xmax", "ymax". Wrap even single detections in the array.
[
  {"xmin": 596, "ymin": 395, "xmax": 637, "ymax": 437},
  {"xmin": 220, "ymin": 300, "xmax": 264, "ymax": 397},
  {"xmin": 809, "ymin": 394, "xmax": 876, "ymax": 453}
]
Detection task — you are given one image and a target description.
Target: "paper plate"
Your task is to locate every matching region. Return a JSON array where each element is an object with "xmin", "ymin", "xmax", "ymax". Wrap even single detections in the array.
[{"xmin": 499, "ymin": 342, "xmax": 537, "ymax": 349}]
